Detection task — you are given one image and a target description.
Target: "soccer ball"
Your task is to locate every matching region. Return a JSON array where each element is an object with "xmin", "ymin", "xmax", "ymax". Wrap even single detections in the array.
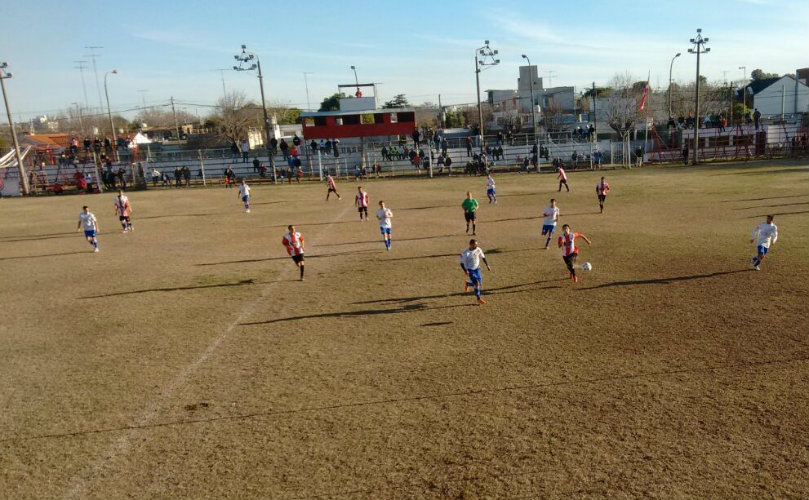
[{"xmin": 581, "ymin": 262, "xmax": 593, "ymax": 271}]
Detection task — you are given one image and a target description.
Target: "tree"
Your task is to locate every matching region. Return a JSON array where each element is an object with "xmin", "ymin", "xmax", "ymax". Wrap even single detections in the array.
[
  {"xmin": 606, "ymin": 72, "xmax": 643, "ymax": 166},
  {"xmin": 444, "ymin": 109, "xmax": 465, "ymax": 128},
  {"xmin": 383, "ymin": 94, "xmax": 410, "ymax": 108},
  {"xmin": 215, "ymin": 91, "xmax": 258, "ymax": 144},
  {"xmin": 318, "ymin": 93, "xmax": 345, "ymax": 111},
  {"xmin": 133, "ymin": 107, "xmax": 196, "ymax": 130},
  {"xmin": 751, "ymin": 69, "xmax": 780, "ymax": 81}
]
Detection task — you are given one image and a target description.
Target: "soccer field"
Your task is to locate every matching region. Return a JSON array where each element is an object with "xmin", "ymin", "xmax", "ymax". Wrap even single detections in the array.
[{"xmin": 1, "ymin": 161, "xmax": 808, "ymax": 499}]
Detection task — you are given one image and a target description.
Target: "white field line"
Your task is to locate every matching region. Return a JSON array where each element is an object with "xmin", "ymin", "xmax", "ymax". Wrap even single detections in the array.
[{"xmin": 65, "ymin": 202, "xmax": 355, "ymax": 498}]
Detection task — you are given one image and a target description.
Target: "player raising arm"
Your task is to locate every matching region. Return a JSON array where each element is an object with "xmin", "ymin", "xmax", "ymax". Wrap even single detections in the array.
[
  {"xmin": 460, "ymin": 239, "xmax": 491, "ymax": 305},
  {"xmin": 558, "ymin": 224, "xmax": 591, "ymax": 283},
  {"xmin": 282, "ymin": 225, "xmax": 306, "ymax": 281},
  {"xmin": 750, "ymin": 215, "xmax": 778, "ymax": 271},
  {"xmin": 77, "ymin": 205, "xmax": 100, "ymax": 252}
]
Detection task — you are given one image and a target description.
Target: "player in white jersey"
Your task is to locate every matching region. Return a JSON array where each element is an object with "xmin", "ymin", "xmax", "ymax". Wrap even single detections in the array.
[
  {"xmin": 113, "ymin": 190, "xmax": 133, "ymax": 233},
  {"xmin": 460, "ymin": 239, "xmax": 491, "ymax": 305},
  {"xmin": 76, "ymin": 205, "xmax": 100, "ymax": 252},
  {"xmin": 750, "ymin": 215, "xmax": 778, "ymax": 271},
  {"xmin": 238, "ymin": 179, "xmax": 251, "ymax": 213},
  {"xmin": 541, "ymin": 198, "xmax": 560, "ymax": 249},
  {"xmin": 281, "ymin": 225, "xmax": 305, "ymax": 280},
  {"xmin": 485, "ymin": 174, "xmax": 497, "ymax": 204},
  {"xmin": 376, "ymin": 200, "xmax": 393, "ymax": 251}
]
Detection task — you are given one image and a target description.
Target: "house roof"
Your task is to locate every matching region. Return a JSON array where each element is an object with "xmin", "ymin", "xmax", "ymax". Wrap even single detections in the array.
[
  {"xmin": 300, "ymin": 107, "xmax": 415, "ymax": 118},
  {"xmin": 745, "ymin": 75, "xmax": 796, "ymax": 95},
  {"xmin": 22, "ymin": 133, "xmax": 70, "ymax": 148}
]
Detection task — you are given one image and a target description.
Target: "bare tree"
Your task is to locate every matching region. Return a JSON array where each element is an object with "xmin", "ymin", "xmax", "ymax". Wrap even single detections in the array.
[
  {"xmin": 133, "ymin": 107, "xmax": 196, "ymax": 129},
  {"xmin": 542, "ymin": 102, "xmax": 565, "ymax": 133},
  {"xmin": 606, "ymin": 72, "xmax": 643, "ymax": 166},
  {"xmin": 215, "ymin": 91, "xmax": 258, "ymax": 144}
]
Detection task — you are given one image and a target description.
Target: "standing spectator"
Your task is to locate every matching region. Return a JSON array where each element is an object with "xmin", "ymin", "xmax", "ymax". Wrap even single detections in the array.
[
  {"xmin": 151, "ymin": 168, "xmax": 160, "ymax": 187},
  {"xmin": 252, "ymin": 157, "xmax": 260, "ymax": 173},
  {"xmin": 745, "ymin": 111, "xmax": 752, "ymax": 125},
  {"xmin": 104, "ymin": 136, "xmax": 112, "ymax": 154},
  {"xmin": 333, "ymin": 138, "xmax": 340, "ymax": 158},
  {"xmin": 310, "ymin": 139, "xmax": 318, "ymax": 153},
  {"xmin": 279, "ymin": 139, "xmax": 289, "ymax": 160},
  {"xmin": 466, "ymin": 137, "xmax": 473, "ymax": 157},
  {"xmin": 230, "ymin": 141, "xmax": 239, "ymax": 160},
  {"xmin": 412, "ymin": 129, "xmax": 421, "ymax": 148},
  {"xmin": 182, "ymin": 165, "xmax": 191, "ymax": 187},
  {"xmin": 173, "ymin": 166, "xmax": 182, "ymax": 188},
  {"xmin": 269, "ymin": 137, "xmax": 278, "ymax": 155},
  {"xmin": 117, "ymin": 166, "xmax": 127, "ymax": 190},
  {"xmin": 441, "ymin": 136, "xmax": 448, "ymax": 155},
  {"xmin": 753, "ymin": 108, "xmax": 761, "ymax": 130},
  {"xmin": 292, "ymin": 134, "xmax": 301, "ymax": 150},
  {"xmin": 224, "ymin": 165, "xmax": 235, "ymax": 187},
  {"xmin": 83, "ymin": 137, "xmax": 91, "ymax": 152},
  {"xmin": 241, "ymin": 139, "xmax": 249, "ymax": 163},
  {"xmin": 703, "ymin": 114, "xmax": 711, "ymax": 129}
]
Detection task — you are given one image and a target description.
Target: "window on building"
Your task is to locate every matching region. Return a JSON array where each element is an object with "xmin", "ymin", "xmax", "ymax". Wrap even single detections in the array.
[
  {"xmin": 390, "ymin": 113, "xmax": 398, "ymax": 123},
  {"xmin": 398, "ymin": 112, "xmax": 415, "ymax": 122},
  {"xmin": 374, "ymin": 113, "xmax": 385, "ymax": 124},
  {"xmin": 314, "ymin": 116, "xmax": 327, "ymax": 126},
  {"xmin": 361, "ymin": 113, "xmax": 375, "ymax": 125},
  {"xmin": 342, "ymin": 114, "xmax": 360, "ymax": 125},
  {"xmin": 303, "ymin": 117, "xmax": 315, "ymax": 127}
]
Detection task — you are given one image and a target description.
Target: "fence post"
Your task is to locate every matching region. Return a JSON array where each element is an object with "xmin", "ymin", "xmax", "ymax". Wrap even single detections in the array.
[
  {"xmin": 317, "ymin": 150, "xmax": 323, "ymax": 181},
  {"xmin": 198, "ymin": 150, "xmax": 206, "ymax": 186},
  {"xmin": 429, "ymin": 147, "xmax": 433, "ymax": 178}
]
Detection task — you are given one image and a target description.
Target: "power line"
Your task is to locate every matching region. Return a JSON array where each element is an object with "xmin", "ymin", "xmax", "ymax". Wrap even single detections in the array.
[{"xmin": 84, "ymin": 46, "xmax": 104, "ymax": 112}]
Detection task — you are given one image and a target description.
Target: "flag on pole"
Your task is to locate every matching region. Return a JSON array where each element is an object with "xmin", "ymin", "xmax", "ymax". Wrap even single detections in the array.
[{"xmin": 639, "ymin": 71, "xmax": 651, "ymax": 111}]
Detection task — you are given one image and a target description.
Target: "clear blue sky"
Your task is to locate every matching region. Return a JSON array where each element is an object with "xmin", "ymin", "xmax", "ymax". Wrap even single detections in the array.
[{"xmin": 1, "ymin": 0, "xmax": 806, "ymax": 121}]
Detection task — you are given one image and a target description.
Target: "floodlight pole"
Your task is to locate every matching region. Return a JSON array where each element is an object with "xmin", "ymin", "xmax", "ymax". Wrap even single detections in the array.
[
  {"xmin": 474, "ymin": 40, "xmax": 500, "ymax": 154},
  {"xmin": 0, "ymin": 62, "xmax": 30, "ymax": 195},
  {"xmin": 688, "ymin": 29, "xmax": 709, "ymax": 165},
  {"xmin": 234, "ymin": 45, "xmax": 276, "ymax": 183}
]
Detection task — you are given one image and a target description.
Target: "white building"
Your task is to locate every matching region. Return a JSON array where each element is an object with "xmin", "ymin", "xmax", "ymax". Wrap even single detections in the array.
[{"xmin": 749, "ymin": 75, "xmax": 809, "ymax": 118}]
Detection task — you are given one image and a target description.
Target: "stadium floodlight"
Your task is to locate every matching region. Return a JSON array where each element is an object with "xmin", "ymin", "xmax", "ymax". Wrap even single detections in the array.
[
  {"xmin": 474, "ymin": 40, "xmax": 501, "ymax": 154},
  {"xmin": 233, "ymin": 44, "xmax": 277, "ymax": 183},
  {"xmin": 688, "ymin": 29, "xmax": 710, "ymax": 165}
]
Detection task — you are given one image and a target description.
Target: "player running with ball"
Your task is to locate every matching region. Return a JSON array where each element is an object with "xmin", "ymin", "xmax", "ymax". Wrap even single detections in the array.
[
  {"xmin": 460, "ymin": 239, "xmax": 491, "ymax": 305},
  {"xmin": 558, "ymin": 224, "xmax": 591, "ymax": 283}
]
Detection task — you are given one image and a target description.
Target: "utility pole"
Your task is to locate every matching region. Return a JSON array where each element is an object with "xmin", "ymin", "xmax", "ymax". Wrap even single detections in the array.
[
  {"xmin": 545, "ymin": 70, "xmax": 556, "ymax": 88},
  {"xmin": 85, "ymin": 46, "xmax": 104, "ymax": 112},
  {"xmin": 438, "ymin": 93, "xmax": 444, "ymax": 128},
  {"xmin": 474, "ymin": 40, "xmax": 500, "ymax": 153},
  {"xmin": 171, "ymin": 96, "xmax": 181, "ymax": 139},
  {"xmin": 781, "ymin": 84, "xmax": 785, "ymax": 122},
  {"xmin": 0, "ymin": 62, "xmax": 30, "ymax": 195},
  {"xmin": 688, "ymin": 29, "xmax": 710, "ymax": 165},
  {"xmin": 74, "ymin": 60, "xmax": 90, "ymax": 111},
  {"xmin": 728, "ymin": 82, "xmax": 733, "ymax": 126},
  {"xmin": 303, "ymin": 72, "xmax": 313, "ymax": 110},
  {"xmin": 739, "ymin": 66, "xmax": 747, "ymax": 112},
  {"xmin": 592, "ymin": 81, "xmax": 597, "ymax": 140},
  {"xmin": 72, "ymin": 102, "xmax": 85, "ymax": 135},
  {"xmin": 104, "ymin": 70, "xmax": 118, "ymax": 156},
  {"xmin": 521, "ymin": 55, "xmax": 538, "ymax": 147}
]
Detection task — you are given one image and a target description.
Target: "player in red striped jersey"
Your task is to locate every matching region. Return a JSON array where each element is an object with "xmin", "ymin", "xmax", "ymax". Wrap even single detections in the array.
[
  {"xmin": 595, "ymin": 177, "xmax": 610, "ymax": 213},
  {"xmin": 355, "ymin": 186, "xmax": 370, "ymax": 221},
  {"xmin": 325, "ymin": 174, "xmax": 342, "ymax": 200},
  {"xmin": 558, "ymin": 224, "xmax": 591, "ymax": 283},
  {"xmin": 281, "ymin": 225, "xmax": 306, "ymax": 281}
]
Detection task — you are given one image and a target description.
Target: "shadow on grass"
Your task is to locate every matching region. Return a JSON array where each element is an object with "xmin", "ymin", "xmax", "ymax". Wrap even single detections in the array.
[
  {"xmin": 421, "ymin": 321, "xmax": 453, "ymax": 327},
  {"xmin": 577, "ymin": 269, "xmax": 749, "ymax": 290},
  {"xmin": 240, "ymin": 302, "xmax": 477, "ymax": 326},
  {"xmin": 352, "ymin": 278, "xmax": 567, "ymax": 305},
  {"xmin": 0, "ymin": 250, "xmax": 89, "ymax": 261},
  {"xmin": 721, "ymin": 194, "xmax": 809, "ymax": 203},
  {"xmin": 735, "ymin": 201, "xmax": 809, "ymax": 210},
  {"xmin": 79, "ymin": 279, "xmax": 258, "ymax": 299},
  {"xmin": 0, "ymin": 232, "xmax": 78, "ymax": 243},
  {"xmin": 321, "ymin": 234, "xmax": 455, "ymax": 247},
  {"xmin": 384, "ymin": 247, "xmax": 531, "ymax": 262},
  {"xmin": 195, "ymin": 249, "xmax": 379, "ymax": 266},
  {"xmin": 138, "ymin": 213, "xmax": 214, "ymax": 220},
  {"xmin": 744, "ymin": 210, "xmax": 809, "ymax": 218}
]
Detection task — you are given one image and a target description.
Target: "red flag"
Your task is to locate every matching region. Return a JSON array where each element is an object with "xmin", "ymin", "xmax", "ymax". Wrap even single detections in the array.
[{"xmin": 639, "ymin": 72, "xmax": 651, "ymax": 111}]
